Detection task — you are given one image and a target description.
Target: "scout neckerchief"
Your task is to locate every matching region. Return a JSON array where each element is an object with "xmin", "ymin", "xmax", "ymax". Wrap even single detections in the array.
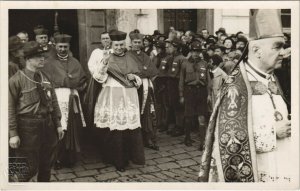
[{"xmin": 20, "ymin": 70, "xmax": 51, "ymax": 107}]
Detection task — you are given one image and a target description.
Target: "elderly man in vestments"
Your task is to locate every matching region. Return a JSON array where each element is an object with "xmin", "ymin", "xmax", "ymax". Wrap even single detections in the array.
[
  {"xmin": 127, "ymin": 31, "xmax": 159, "ymax": 150},
  {"xmin": 42, "ymin": 34, "xmax": 87, "ymax": 169},
  {"xmin": 198, "ymin": 9, "xmax": 292, "ymax": 182},
  {"xmin": 87, "ymin": 30, "xmax": 145, "ymax": 172}
]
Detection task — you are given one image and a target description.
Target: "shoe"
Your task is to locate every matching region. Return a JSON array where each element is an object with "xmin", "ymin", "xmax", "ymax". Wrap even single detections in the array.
[
  {"xmin": 116, "ymin": 167, "xmax": 125, "ymax": 172},
  {"xmin": 150, "ymin": 144, "xmax": 159, "ymax": 151},
  {"xmin": 54, "ymin": 161, "xmax": 62, "ymax": 170},
  {"xmin": 145, "ymin": 144, "xmax": 160, "ymax": 151}
]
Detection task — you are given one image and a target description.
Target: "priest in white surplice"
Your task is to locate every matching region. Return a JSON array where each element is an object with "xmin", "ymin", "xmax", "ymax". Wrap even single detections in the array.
[{"xmin": 87, "ymin": 30, "xmax": 145, "ymax": 172}]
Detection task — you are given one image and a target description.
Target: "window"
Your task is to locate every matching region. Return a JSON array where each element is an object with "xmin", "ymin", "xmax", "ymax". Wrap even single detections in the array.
[{"xmin": 281, "ymin": 9, "xmax": 291, "ymax": 33}]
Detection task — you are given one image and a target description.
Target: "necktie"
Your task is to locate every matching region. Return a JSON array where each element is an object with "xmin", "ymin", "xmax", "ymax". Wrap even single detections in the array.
[{"xmin": 33, "ymin": 72, "xmax": 48, "ymax": 106}]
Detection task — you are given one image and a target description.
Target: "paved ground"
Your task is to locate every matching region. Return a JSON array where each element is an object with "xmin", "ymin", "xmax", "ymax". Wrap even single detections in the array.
[{"xmin": 50, "ymin": 130, "xmax": 203, "ymax": 182}]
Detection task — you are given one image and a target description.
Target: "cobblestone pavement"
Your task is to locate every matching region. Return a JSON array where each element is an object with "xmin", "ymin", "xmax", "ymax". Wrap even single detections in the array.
[{"xmin": 50, "ymin": 130, "xmax": 203, "ymax": 182}]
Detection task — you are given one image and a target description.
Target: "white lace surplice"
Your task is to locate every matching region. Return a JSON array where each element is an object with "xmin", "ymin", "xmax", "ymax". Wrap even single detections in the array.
[
  {"xmin": 246, "ymin": 63, "xmax": 292, "ymax": 182},
  {"xmin": 55, "ymin": 88, "xmax": 86, "ymax": 131},
  {"xmin": 88, "ymin": 48, "xmax": 141, "ymax": 131},
  {"xmin": 94, "ymin": 77, "xmax": 141, "ymax": 130}
]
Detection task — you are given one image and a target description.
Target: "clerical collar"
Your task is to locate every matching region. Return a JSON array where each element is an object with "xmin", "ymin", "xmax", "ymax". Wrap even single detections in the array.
[
  {"xmin": 57, "ymin": 53, "xmax": 69, "ymax": 61},
  {"xmin": 247, "ymin": 59, "xmax": 272, "ymax": 80}
]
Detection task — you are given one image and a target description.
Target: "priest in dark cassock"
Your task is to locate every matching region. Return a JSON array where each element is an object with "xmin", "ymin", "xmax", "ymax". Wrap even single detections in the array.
[
  {"xmin": 198, "ymin": 9, "xmax": 292, "ymax": 182},
  {"xmin": 87, "ymin": 30, "xmax": 145, "ymax": 172},
  {"xmin": 42, "ymin": 34, "xmax": 87, "ymax": 169},
  {"xmin": 127, "ymin": 31, "xmax": 159, "ymax": 150},
  {"xmin": 33, "ymin": 25, "xmax": 56, "ymax": 58}
]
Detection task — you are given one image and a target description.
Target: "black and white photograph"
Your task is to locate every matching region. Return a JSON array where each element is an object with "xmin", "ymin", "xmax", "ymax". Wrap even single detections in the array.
[{"xmin": 1, "ymin": 1, "xmax": 299, "ymax": 190}]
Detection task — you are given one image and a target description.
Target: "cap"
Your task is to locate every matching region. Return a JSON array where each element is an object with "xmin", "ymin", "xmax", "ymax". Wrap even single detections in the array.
[
  {"xmin": 23, "ymin": 41, "xmax": 48, "ymax": 58},
  {"xmin": 223, "ymin": 37, "xmax": 235, "ymax": 45},
  {"xmin": 249, "ymin": 9, "xmax": 284, "ymax": 40},
  {"xmin": 54, "ymin": 34, "xmax": 72, "ymax": 43},
  {"xmin": 33, "ymin": 25, "xmax": 48, "ymax": 36},
  {"xmin": 143, "ymin": 35, "xmax": 153, "ymax": 43},
  {"xmin": 158, "ymin": 34, "xmax": 167, "ymax": 41},
  {"xmin": 208, "ymin": 35, "xmax": 217, "ymax": 42},
  {"xmin": 129, "ymin": 31, "xmax": 143, "ymax": 40},
  {"xmin": 165, "ymin": 38, "xmax": 181, "ymax": 48},
  {"xmin": 9, "ymin": 36, "xmax": 23, "ymax": 52},
  {"xmin": 190, "ymin": 41, "xmax": 202, "ymax": 51},
  {"xmin": 154, "ymin": 40, "xmax": 166, "ymax": 48},
  {"xmin": 109, "ymin": 30, "xmax": 127, "ymax": 41},
  {"xmin": 152, "ymin": 30, "xmax": 161, "ymax": 36},
  {"xmin": 215, "ymin": 27, "xmax": 226, "ymax": 35}
]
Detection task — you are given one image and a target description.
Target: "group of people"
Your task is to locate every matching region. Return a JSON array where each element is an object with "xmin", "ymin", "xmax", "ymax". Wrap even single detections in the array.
[
  {"xmin": 9, "ymin": 25, "xmax": 87, "ymax": 182},
  {"xmin": 8, "ymin": 9, "xmax": 292, "ymax": 183}
]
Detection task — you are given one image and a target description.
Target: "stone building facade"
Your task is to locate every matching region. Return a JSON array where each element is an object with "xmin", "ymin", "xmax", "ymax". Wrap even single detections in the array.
[{"xmin": 9, "ymin": 9, "xmax": 290, "ymax": 73}]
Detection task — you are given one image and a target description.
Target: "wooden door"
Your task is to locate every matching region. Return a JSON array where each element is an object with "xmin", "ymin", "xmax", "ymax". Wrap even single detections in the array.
[
  {"xmin": 163, "ymin": 9, "xmax": 197, "ymax": 34},
  {"xmin": 78, "ymin": 9, "xmax": 116, "ymax": 74}
]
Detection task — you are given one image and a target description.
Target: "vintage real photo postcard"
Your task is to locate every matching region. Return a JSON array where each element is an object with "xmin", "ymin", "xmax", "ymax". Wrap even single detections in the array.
[{"xmin": 0, "ymin": 1, "xmax": 299, "ymax": 190}]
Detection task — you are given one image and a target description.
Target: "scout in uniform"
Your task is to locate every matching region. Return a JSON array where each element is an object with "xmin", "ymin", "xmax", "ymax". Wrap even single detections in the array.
[
  {"xmin": 164, "ymin": 38, "xmax": 186, "ymax": 136},
  {"xmin": 9, "ymin": 41, "xmax": 63, "ymax": 182},
  {"xmin": 152, "ymin": 41, "xmax": 168, "ymax": 133},
  {"xmin": 179, "ymin": 41, "xmax": 209, "ymax": 147}
]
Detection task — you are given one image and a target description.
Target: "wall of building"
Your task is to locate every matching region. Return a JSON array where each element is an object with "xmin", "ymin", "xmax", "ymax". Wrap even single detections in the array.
[
  {"xmin": 116, "ymin": 9, "xmax": 158, "ymax": 47},
  {"xmin": 214, "ymin": 9, "xmax": 250, "ymax": 36}
]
